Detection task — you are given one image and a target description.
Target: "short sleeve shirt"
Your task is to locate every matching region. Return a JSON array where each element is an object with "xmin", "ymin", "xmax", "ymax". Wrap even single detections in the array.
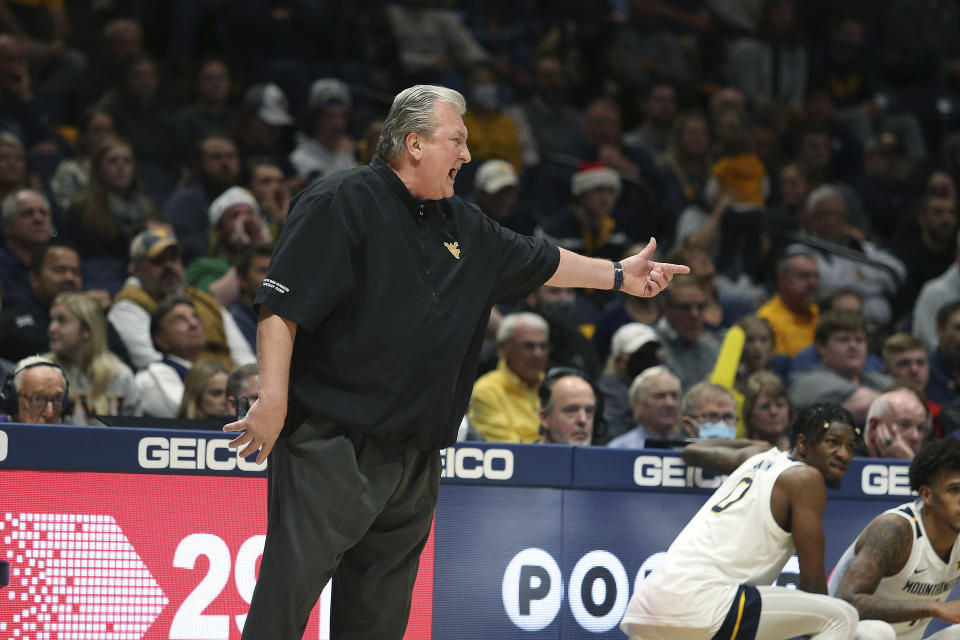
[{"xmin": 254, "ymin": 156, "xmax": 560, "ymax": 449}]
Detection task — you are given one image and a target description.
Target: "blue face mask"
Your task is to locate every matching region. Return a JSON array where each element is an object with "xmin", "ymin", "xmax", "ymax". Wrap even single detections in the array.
[{"xmin": 699, "ymin": 421, "xmax": 737, "ymax": 439}]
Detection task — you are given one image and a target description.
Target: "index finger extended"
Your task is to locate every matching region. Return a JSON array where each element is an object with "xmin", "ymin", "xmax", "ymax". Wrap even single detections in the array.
[{"xmin": 661, "ymin": 261, "xmax": 691, "ymax": 276}]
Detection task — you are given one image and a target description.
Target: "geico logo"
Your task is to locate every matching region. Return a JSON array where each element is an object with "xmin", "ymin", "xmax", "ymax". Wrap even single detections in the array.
[
  {"xmin": 503, "ymin": 548, "xmax": 803, "ymax": 633},
  {"xmin": 861, "ymin": 464, "xmax": 912, "ymax": 496},
  {"xmin": 0, "ymin": 429, "xmax": 7, "ymax": 462},
  {"xmin": 633, "ymin": 455, "xmax": 724, "ymax": 489},
  {"xmin": 440, "ymin": 447, "xmax": 513, "ymax": 480},
  {"xmin": 137, "ymin": 437, "xmax": 266, "ymax": 472}
]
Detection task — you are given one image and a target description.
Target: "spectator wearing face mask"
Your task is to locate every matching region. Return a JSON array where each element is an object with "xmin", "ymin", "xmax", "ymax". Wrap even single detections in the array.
[{"xmin": 679, "ymin": 382, "xmax": 740, "ymax": 440}]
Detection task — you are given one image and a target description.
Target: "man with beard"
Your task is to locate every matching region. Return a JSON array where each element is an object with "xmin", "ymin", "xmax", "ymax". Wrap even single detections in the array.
[
  {"xmin": 163, "ymin": 134, "xmax": 241, "ymax": 262},
  {"xmin": 622, "ymin": 404, "xmax": 863, "ymax": 640},
  {"xmin": 895, "ymin": 195, "xmax": 958, "ymax": 314},
  {"xmin": 829, "ymin": 437, "xmax": 960, "ymax": 639},
  {"xmin": 107, "ymin": 228, "xmax": 254, "ymax": 370}
]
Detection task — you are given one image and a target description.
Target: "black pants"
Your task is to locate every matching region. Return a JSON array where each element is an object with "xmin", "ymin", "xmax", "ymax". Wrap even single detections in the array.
[{"xmin": 240, "ymin": 418, "xmax": 441, "ymax": 640}]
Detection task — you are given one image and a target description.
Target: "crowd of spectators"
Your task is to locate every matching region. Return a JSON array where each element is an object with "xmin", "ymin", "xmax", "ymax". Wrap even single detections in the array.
[{"xmin": 0, "ymin": 1, "xmax": 959, "ymax": 461}]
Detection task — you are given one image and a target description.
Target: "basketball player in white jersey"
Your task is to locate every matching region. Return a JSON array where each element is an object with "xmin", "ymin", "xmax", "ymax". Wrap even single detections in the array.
[
  {"xmin": 620, "ymin": 403, "xmax": 863, "ymax": 640},
  {"xmin": 829, "ymin": 437, "xmax": 960, "ymax": 639}
]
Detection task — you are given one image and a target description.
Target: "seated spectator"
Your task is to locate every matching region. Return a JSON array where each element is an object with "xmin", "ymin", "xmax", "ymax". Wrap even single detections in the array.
[
  {"xmin": 678, "ymin": 382, "xmax": 739, "ymax": 440},
  {"xmin": 665, "ymin": 245, "xmax": 756, "ymax": 334},
  {"xmin": 756, "ymin": 252, "xmax": 820, "ymax": 357},
  {"xmin": 536, "ymin": 367, "xmax": 596, "ymax": 446},
  {"xmin": 735, "ymin": 316, "xmax": 786, "ymax": 392},
  {"xmin": 49, "ymin": 108, "xmax": 115, "ymax": 211},
  {"xmin": 790, "ymin": 310, "xmax": 894, "ymax": 425},
  {"xmin": 468, "ymin": 311, "xmax": 549, "ymax": 443},
  {"xmin": 853, "ymin": 132, "xmax": 919, "ymax": 244},
  {"xmin": 882, "ymin": 333, "xmax": 940, "ymax": 426},
  {"xmin": 98, "ymin": 54, "xmax": 180, "ymax": 203},
  {"xmin": 607, "ymin": 366, "xmax": 681, "ymax": 449},
  {"xmin": 0, "ymin": 355, "xmax": 69, "ymax": 423},
  {"xmin": 163, "ymin": 134, "xmax": 241, "ymax": 263},
  {"xmin": 653, "ymin": 274, "xmax": 721, "ymax": 393},
  {"xmin": 537, "ymin": 162, "xmax": 632, "ymax": 263},
  {"xmin": 44, "ymin": 292, "xmax": 139, "ymax": 425},
  {"xmin": 108, "ymin": 229, "xmax": 254, "ymax": 370},
  {"xmin": 225, "ymin": 362, "xmax": 258, "ymax": 420},
  {"xmin": 471, "ymin": 158, "xmax": 532, "ymax": 235},
  {"xmin": 592, "ymin": 243, "xmax": 663, "ymax": 362},
  {"xmin": 521, "ymin": 284, "xmax": 600, "ymax": 379},
  {"xmin": 0, "ymin": 35, "xmax": 56, "ymax": 151},
  {"xmin": 61, "ymin": 137, "xmax": 157, "ymax": 293},
  {"xmin": 233, "ymin": 83, "xmax": 294, "ymax": 175},
  {"xmin": 658, "ymin": 111, "xmax": 711, "ymax": 235},
  {"xmin": 289, "ymin": 78, "xmax": 357, "ymax": 181},
  {"xmin": 228, "ymin": 243, "xmax": 273, "ymax": 352},
  {"xmin": 598, "ymin": 322, "xmax": 663, "ymax": 442},
  {"xmin": 461, "ymin": 63, "xmax": 521, "ymax": 175},
  {"xmin": 742, "ymin": 371, "xmax": 791, "ymax": 450},
  {"xmin": 0, "ymin": 243, "xmax": 81, "ymax": 362},
  {"xmin": 0, "ymin": 188, "xmax": 55, "ymax": 305},
  {"xmin": 894, "ymin": 193, "xmax": 957, "ymax": 314},
  {"xmin": 76, "ymin": 18, "xmax": 142, "ymax": 110},
  {"xmin": 913, "ymin": 230, "xmax": 960, "ymax": 353},
  {"xmin": 174, "ymin": 57, "xmax": 236, "ymax": 149},
  {"xmin": 927, "ymin": 300, "xmax": 960, "ymax": 407},
  {"xmin": 186, "ymin": 186, "xmax": 270, "ymax": 307},
  {"xmin": 134, "ymin": 296, "xmax": 206, "ymax": 418},
  {"xmin": 787, "ymin": 184, "xmax": 905, "ymax": 327},
  {"xmin": 242, "ymin": 157, "xmax": 289, "ymax": 237},
  {"xmin": 0, "ymin": 132, "xmax": 28, "ymax": 213},
  {"xmin": 623, "ymin": 81, "xmax": 677, "ymax": 158},
  {"xmin": 787, "ymin": 288, "xmax": 884, "ymax": 380},
  {"xmin": 857, "ymin": 387, "xmax": 929, "ymax": 459},
  {"xmin": 174, "ymin": 359, "xmax": 228, "ymax": 420}
]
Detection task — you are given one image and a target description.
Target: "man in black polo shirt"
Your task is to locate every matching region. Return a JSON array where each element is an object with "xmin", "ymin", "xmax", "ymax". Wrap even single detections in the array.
[{"xmin": 225, "ymin": 84, "xmax": 688, "ymax": 640}]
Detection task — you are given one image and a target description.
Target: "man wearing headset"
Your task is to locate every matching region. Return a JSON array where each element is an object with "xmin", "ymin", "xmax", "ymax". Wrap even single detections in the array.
[{"xmin": 1, "ymin": 355, "xmax": 70, "ymax": 424}]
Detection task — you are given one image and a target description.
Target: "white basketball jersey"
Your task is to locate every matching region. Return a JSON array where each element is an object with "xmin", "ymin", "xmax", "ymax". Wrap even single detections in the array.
[
  {"xmin": 828, "ymin": 499, "xmax": 960, "ymax": 640},
  {"xmin": 623, "ymin": 448, "xmax": 805, "ymax": 630}
]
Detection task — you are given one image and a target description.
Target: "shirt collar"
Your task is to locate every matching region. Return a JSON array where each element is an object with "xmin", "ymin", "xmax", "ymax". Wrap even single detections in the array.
[
  {"xmin": 497, "ymin": 358, "xmax": 542, "ymax": 392},
  {"xmin": 370, "ymin": 155, "xmax": 446, "ymax": 220}
]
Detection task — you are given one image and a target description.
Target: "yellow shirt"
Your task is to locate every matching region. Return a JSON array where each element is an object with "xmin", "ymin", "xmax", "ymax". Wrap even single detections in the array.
[
  {"xmin": 756, "ymin": 294, "xmax": 819, "ymax": 357},
  {"xmin": 468, "ymin": 359, "xmax": 541, "ymax": 443},
  {"xmin": 461, "ymin": 112, "xmax": 522, "ymax": 174}
]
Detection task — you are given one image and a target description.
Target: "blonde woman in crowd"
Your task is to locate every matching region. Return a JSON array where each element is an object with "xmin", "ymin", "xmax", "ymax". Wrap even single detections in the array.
[
  {"xmin": 45, "ymin": 292, "xmax": 141, "ymax": 425},
  {"xmin": 175, "ymin": 359, "xmax": 228, "ymax": 419}
]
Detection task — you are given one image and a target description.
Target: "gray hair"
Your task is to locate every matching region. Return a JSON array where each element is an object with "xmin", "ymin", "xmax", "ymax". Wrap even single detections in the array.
[
  {"xmin": 628, "ymin": 365, "xmax": 679, "ymax": 404},
  {"xmin": 11, "ymin": 355, "xmax": 63, "ymax": 393},
  {"xmin": 680, "ymin": 381, "xmax": 736, "ymax": 418},
  {"xmin": 805, "ymin": 184, "xmax": 845, "ymax": 215},
  {"xmin": 376, "ymin": 85, "xmax": 466, "ymax": 163},
  {"xmin": 2, "ymin": 188, "xmax": 50, "ymax": 224},
  {"xmin": 226, "ymin": 363, "xmax": 258, "ymax": 400},
  {"xmin": 864, "ymin": 388, "xmax": 926, "ymax": 441},
  {"xmin": 496, "ymin": 312, "xmax": 549, "ymax": 344}
]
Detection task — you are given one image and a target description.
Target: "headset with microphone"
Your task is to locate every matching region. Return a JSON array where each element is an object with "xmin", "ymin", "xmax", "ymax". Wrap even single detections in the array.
[{"xmin": 0, "ymin": 360, "xmax": 74, "ymax": 420}]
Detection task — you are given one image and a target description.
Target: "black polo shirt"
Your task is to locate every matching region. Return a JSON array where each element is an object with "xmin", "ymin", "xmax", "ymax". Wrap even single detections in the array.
[{"xmin": 255, "ymin": 156, "xmax": 560, "ymax": 450}]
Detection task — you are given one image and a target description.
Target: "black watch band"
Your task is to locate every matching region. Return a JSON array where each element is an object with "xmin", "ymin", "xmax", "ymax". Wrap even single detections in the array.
[{"xmin": 612, "ymin": 261, "xmax": 624, "ymax": 291}]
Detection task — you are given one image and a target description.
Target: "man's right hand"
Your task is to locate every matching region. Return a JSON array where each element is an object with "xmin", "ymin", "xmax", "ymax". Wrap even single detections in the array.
[{"xmin": 224, "ymin": 397, "xmax": 286, "ymax": 465}]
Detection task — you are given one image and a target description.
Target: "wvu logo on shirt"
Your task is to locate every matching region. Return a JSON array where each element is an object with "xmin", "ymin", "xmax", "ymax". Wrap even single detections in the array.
[{"xmin": 444, "ymin": 241, "xmax": 461, "ymax": 259}]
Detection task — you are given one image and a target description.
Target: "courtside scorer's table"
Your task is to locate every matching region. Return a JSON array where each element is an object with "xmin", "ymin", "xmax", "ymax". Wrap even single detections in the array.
[{"xmin": 0, "ymin": 423, "xmax": 933, "ymax": 639}]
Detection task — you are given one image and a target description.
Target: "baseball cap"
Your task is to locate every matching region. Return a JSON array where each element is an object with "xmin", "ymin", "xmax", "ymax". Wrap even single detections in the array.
[
  {"xmin": 243, "ymin": 82, "xmax": 294, "ymax": 127},
  {"xmin": 308, "ymin": 77, "xmax": 351, "ymax": 109},
  {"xmin": 611, "ymin": 322, "xmax": 659, "ymax": 356},
  {"xmin": 474, "ymin": 159, "xmax": 519, "ymax": 194},
  {"xmin": 130, "ymin": 228, "xmax": 180, "ymax": 261}
]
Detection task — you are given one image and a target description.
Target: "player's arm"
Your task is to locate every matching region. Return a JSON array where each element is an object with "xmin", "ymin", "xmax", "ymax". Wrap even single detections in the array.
[
  {"xmin": 834, "ymin": 514, "xmax": 960, "ymax": 623},
  {"xmin": 782, "ymin": 465, "xmax": 829, "ymax": 593},
  {"xmin": 681, "ymin": 439, "xmax": 773, "ymax": 474}
]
